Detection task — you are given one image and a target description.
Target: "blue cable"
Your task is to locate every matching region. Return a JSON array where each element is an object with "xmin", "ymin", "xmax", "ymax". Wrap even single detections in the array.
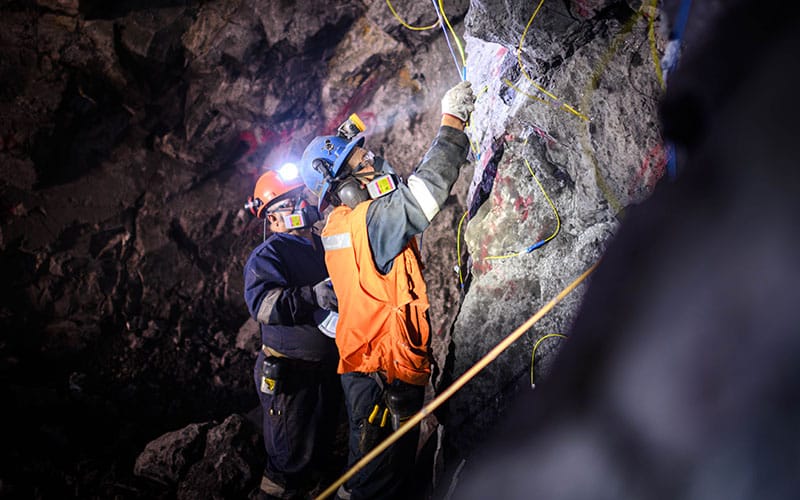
[
  {"xmin": 430, "ymin": 0, "xmax": 466, "ymax": 81},
  {"xmin": 671, "ymin": 0, "xmax": 693, "ymax": 42},
  {"xmin": 664, "ymin": 0, "xmax": 693, "ymax": 180},
  {"xmin": 526, "ymin": 241, "xmax": 545, "ymax": 253}
]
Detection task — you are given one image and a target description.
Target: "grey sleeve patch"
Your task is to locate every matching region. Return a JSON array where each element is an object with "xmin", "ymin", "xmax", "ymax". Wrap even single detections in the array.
[{"xmin": 256, "ymin": 287, "xmax": 284, "ymax": 324}]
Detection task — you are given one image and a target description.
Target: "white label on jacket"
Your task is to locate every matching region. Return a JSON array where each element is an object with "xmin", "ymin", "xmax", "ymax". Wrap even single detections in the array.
[{"xmin": 322, "ymin": 232, "xmax": 352, "ymax": 251}]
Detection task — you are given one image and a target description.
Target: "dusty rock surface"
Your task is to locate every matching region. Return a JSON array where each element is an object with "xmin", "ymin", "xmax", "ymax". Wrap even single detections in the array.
[{"xmin": 0, "ymin": 0, "xmax": 699, "ymax": 497}]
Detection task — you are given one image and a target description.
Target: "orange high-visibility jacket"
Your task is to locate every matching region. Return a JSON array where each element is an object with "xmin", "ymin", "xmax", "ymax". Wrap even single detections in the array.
[{"xmin": 321, "ymin": 201, "xmax": 431, "ymax": 386}]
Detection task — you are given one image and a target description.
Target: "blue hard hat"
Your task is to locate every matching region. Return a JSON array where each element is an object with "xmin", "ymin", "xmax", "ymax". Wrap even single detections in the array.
[{"xmin": 300, "ymin": 133, "xmax": 365, "ymax": 208}]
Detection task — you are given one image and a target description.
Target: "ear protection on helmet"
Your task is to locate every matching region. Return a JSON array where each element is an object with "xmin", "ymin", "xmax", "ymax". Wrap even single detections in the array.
[
  {"xmin": 333, "ymin": 177, "xmax": 371, "ymax": 209},
  {"xmin": 330, "ymin": 172, "xmax": 400, "ymax": 209}
]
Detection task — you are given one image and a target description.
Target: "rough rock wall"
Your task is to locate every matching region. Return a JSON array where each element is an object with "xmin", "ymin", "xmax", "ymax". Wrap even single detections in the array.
[
  {"xmin": 0, "ymin": 0, "xmax": 469, "ymax": 497},
  {"xmin": 445, "ymin": 0, "xmax": 667, "ymax": 459},
  {"xmin": 453, "ymin": 1, "xmax": 800, "ymax": 498},
  {"xmin": 1, "ymin": 0, "xmax": 677, "ymax": 497}
]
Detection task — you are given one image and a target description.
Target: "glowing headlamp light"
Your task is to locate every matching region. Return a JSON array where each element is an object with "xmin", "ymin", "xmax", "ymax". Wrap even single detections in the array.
[{"xmin": 277, "ymin": 162, "xmax": 299, "ymax": 181}]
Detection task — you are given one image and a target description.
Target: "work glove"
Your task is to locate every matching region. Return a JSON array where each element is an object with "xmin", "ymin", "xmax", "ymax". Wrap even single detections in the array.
[
  {"xmin": 441, "ymin": 80, "xmax": 476, "ymax": 123},
  {"xmin": 313, "ymin": 279, "xmax": 338, "ymax": 312}
]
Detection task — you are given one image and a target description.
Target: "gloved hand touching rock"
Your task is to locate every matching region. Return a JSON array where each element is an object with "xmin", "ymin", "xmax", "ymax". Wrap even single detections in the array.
[
  {"xmin": 313, "ymin": 279, "xmax": 338, "ymax": 312},
  {"xmin": 441, "ymin": 80, "xmax": 476, "ymax": 123}
]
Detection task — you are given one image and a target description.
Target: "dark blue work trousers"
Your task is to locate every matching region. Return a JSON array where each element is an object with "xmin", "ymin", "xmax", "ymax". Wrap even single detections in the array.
[
  {"xmin": 341, "ymin": 372, "xmax": 424, "ymax": 500},
  {"xmin": 253, "ymin": 350, "xmax": 342, "ymax": 494}
]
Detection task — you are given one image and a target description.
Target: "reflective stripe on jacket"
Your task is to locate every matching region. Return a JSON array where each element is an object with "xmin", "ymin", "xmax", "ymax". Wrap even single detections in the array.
[
  {"xmin": 243, "ymin": 232, "xmax": 337, "ymax": 363},
  {"xmin": 322, "ymin": 201, "xmax": 431, "ymax": 386}
]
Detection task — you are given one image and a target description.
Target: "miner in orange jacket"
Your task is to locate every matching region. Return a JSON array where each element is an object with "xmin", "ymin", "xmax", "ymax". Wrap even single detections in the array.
[{"xmin": 299, "ymin": 81, "xmax": 474, "ymax": 500}]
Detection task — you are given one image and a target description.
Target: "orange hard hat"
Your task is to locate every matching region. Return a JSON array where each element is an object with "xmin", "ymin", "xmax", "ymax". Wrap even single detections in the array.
[{"xmin": 248, "ymin": 165, "xmax": 304, "ymax": 218}]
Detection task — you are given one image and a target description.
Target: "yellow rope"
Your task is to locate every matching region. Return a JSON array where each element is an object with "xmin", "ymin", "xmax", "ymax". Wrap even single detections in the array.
[
  {"xmin": 530, "ymin": 333, "xmax": 567, "ymax": 386},
  {"xmin": 313, "ymin": 261, "xmax": 601, "ymax": 500},
  {"xmin": 515, "ymin": 0, "xmax": 588, "ymax": 121},
  {"xmin": 385, "ymin": 0, "xmax": 440, "ymax": 30}
]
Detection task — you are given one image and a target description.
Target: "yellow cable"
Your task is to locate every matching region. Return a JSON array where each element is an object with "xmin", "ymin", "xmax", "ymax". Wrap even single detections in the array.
[
  {"xmin": 484, "ymin": 251, "xmax": 521, "ymax": 261},
  {"xmin": 646, "ymin": 0, "xmax": 665, "ymax": 89},
  {"xmin": 515, "ymin": 0, "xmax": 588, "ymax": 121},
  {"xmin": 456, "ymin": 209, "xmax": 469, "ymax": 287},
  {"xmin": 438, "ymin": 0, "xmax": 467, "ymax": 68},
  {"xmin": 524, "ymin": 157, "xmax": 561, "ymax": 245},
  {"xmin": 484, "ymin": 156, "xmax": 561, "ymax": 261},
  {"xmin": 313, "ymin": 261, "xmax": 601, "ymax": 500},
  {"xmin": 503, "ymin": 79, "xmax": 589, "ymax": 122},
  {"xmin": 385, "ymin": 0, "xmax": 440, "ymax": 30},
  {"xmin": 530, "ymin": 333, "xmax": 567, "ymax": 386}
]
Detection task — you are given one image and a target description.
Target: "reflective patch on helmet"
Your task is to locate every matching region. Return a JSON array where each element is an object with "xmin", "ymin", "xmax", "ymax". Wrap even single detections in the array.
[
  {"xmin": 322, "ymin": 232, "xmax": 352, "ymax": 251},
  {"xmin": 407, "ymin": 175, "xmax": 440, "ymax": 222}
]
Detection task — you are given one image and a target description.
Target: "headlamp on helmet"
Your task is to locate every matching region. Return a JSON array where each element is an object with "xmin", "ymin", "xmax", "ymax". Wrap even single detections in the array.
[
  {"xmin": 276, "ymin": 162, "xmax": 299, "ymax": 182},
  {"xmin": 246, "ymin": 169, "xmax": 311, "ymax": 223}
]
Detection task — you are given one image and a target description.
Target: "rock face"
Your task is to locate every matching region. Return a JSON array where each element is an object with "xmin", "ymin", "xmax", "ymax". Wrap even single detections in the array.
[
  {"xmin": 445, "ymin": 0, "xmax": 667, "ymax": 457},
  {"xmin": 452, "ymin": 1, "xmax": 800, "ymax": 499},
  {"xmin": 133, "ymin": 414, "xmax": 264, "ymax": 498},
  {"xmin": 1, "ymin": 0, "xmax": 698, "ymax": 496}
]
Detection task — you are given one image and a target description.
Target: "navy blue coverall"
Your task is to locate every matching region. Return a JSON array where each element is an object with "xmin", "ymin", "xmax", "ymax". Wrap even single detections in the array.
[{"xmin": 244, "ymin": 232, "xmax": 341, "ymax": 496}]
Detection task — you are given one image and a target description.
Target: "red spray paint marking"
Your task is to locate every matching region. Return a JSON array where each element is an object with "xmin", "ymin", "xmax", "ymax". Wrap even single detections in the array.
[
  {"xmin": 629, "ymin": 143, "xmax": 668, "ymax": 195},
  {"xmin": 530, "ymin": 125, "xmax": 557, "ymax": 146},
  {"xmin": 572, "ymin": 0, "xmax": 603, "ymax": 18},
  {"xmin": 325, "ymin": 75, "xmax": 381, "ymax": 134},
  {"xmin": 471, "ymin": 241, "xmax": 494, "ymax": 275},
  {"xmin": 239, "ymin": 72, "xmax": 384, "ymax": 176},
  {"xmin": 481, "ymin": 149, "xmax": 493, "ymax": 170},
  {"xmin": 238, "ymin": 126, "xmax": 269, "ymax": 158},
  {"xmin": 492, "ymin": 46, "xmax": 510, "ymax": 78},
  {"xmin": 513, "ymin": 195, "xmax": 535, "ymax": 223}
]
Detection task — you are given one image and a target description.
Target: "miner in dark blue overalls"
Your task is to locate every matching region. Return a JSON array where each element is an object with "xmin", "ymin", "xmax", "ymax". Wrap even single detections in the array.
[{"xmin": 243, "ymin": 166, "xmax": 343, "ymax": 499}]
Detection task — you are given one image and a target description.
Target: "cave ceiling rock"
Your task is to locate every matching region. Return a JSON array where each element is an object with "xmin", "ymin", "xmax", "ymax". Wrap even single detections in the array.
[
  {"xmin": 35, "ymin": 0, "xmax": 79, "ymax": 16},
  {"xmin": 254, "ymin": 0, "xmax": 362, "ymax": 50},
  {"xmin": 118, "ymin": 8, "xmax": 190, "ymax": 64},
  {"xmin": 177, "ymin": 0, "xmax": 374, "ymax": 174}
]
